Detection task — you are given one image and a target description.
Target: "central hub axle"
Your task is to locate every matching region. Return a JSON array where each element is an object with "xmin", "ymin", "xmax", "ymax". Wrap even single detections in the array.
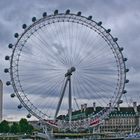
[{"xmin": 65, "ymin": 67, "xmax": 76, "ymax": 77}]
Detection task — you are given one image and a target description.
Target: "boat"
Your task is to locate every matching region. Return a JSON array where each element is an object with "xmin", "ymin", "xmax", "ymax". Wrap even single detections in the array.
[{"xmin": 124, "ymin": 133, "xmax": 140, "ymax": 140}]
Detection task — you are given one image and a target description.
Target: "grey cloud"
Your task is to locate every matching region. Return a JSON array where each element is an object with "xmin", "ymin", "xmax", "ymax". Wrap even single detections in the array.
[{"xmin": 0, "ymin": 0, "xmax": 140, "ymax": 120}]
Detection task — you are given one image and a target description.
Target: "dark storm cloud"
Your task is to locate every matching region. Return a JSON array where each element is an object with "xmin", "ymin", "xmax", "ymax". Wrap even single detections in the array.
[{"xmin": 0, "ymin": 0, "xmax": 140, "ymax": 120}]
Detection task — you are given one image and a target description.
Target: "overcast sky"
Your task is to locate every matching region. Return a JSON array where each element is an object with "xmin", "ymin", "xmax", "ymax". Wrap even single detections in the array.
[{"xmin": 0, "ymin": 0, "xmax": 140, "ymax": 121}]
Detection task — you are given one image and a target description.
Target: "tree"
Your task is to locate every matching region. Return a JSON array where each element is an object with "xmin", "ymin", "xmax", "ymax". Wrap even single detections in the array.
[
  {"xmin": 19, "ymin": 118, "xmax": 34, "ymax": 134},
  {"xmin": 0, "ymin": 120, "xmax": 10, "ymax": 133},
  {"xmin": 19, "ymin": 118, "xmax": 29, "ymax": 133},
  {"xmin": 0, "ymin": 119, "xmax": 34, "ymax": 134},
  {"xmin": 27, "ymin": 124, "xmax": 34, "ymax": 134},
  {"xmin": 10, "ymin": 122, "xmax": 19, "ymax": 134}
]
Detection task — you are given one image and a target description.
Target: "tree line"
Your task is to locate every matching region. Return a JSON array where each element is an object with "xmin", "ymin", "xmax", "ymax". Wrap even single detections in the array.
[{"xmin": 0, "ymin": 118, "xmax": 34, "ymax": 134}]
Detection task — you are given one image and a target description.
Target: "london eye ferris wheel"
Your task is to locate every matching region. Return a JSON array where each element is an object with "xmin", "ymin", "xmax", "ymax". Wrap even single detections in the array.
[{"xmin": 4, "ymin": 10, "xmax": 129, "ymax": 130}]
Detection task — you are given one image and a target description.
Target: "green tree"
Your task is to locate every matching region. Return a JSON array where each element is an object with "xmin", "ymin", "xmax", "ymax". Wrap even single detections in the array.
[
  {"xmin": 19, "ymin": 118, "xmax": 29, "ymax": 133},
  {"xmin": 19, "ymin": 118, "xmax": 34, "ymax": 134},
  {"xmin": 27, "ymin": 124, "xmax": 34, "ymax": 134},
  {"xmin": 0, "ymin": 120, "xmax": 10, "ymax": 133},
  {"xmin": 10, "ymin": 122, "xmax": 19, "ymax": 134}
]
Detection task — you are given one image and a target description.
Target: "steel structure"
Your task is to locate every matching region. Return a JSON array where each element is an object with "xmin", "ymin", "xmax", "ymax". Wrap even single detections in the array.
[{"xmin": 4, "ymin": 10, "xmax": 129, "ymax": 130}]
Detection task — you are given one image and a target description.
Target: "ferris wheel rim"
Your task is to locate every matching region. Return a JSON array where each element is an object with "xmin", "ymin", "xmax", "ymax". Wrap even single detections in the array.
[{"xmin": 8, "ymin": 11, "xmax": 127, "ymax": 126}]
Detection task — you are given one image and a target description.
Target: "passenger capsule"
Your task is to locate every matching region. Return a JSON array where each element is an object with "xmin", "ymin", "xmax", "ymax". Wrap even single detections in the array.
[
  {"xmin": 113, "ymin": 38, "xmax": 118, "ymax": 42},
  {"xmin": 122, "ymin": 90, "xmax": 127, "ymax": 94},
  {"xmin": 32, "ymin": 17, "xmax": 36, "ymax": 22},
  {"xmin": 6, "ymin": 81, "xmax": 11, "ymax": 86},
  {"xmin": 125, "ymin": 79, "xmax": 129, "ymax": 83},
  {"xmin": 42, "ymin": 12, "xmax": 47, "ymax": 17},
  {"xmin": 117, "ymin": 100, "xmax": 123, "ymax": 104},
  {"xmin": 54, "ymin": 10, "xmax": 58, "ymax": 15},
  {"xmin": 18, "ymin": 104, "xmax": 22, "ymax": 109},
  {"xmin": 77, "ymin": 11, "xmax": 81, "ymax": 16},
  {"xmin": 65, "ymin": 9, "xmax": 70, "ymax": 14},
  {"xmin": 119, "ymin": 47, "xmax": 124, "ymax": 52},
  {"xmin": 106, "ymin": 29, "xmax": 111, "ymax": 33},
  {"xmin": 14, "ymin": 33, "xmax": 19, "ymax": 38},
  {"xmin": 11, "ymin": 93, "xmax": 15, "ymax": 98},
  {"xmin": 22, "ymin": 24, "xmax": 27, "ymax": 29},
  {"xmin": 5, "ymin": 56, "xmax": 10, "ymax": 60},
  {"xmin": 123, "ymin": 58, "xmax": 128, "ymax": 61},
  {"xmin": 27, "ymin": 114, "xmax": 31, "ymax": 118},
  {"xmin": 8, "ymin": 43, "xmax": 13, "ymax": 49},
  {"xmin": 87, "ymin": 16, "xmax": 92, "ymax": 20},
  {"xmin": 4, "ymin": 68, "xmax": 9, "ymax": 73},
  {"xmin": 125, "ymin": 69, "xmax": 129, "ymax": 72},
  {"xmin": 97, "ymin": 21, "xmax": 102, "ymax": 26}
]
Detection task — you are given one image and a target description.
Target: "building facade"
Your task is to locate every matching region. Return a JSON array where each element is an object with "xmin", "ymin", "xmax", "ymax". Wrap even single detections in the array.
[
  {"xmin": 72, "ymin": 102, "xmax": 140, "ymax": 132},
  {"xmin": 100, "ymin": 105, "xmax": 140, "ymax": 132}
]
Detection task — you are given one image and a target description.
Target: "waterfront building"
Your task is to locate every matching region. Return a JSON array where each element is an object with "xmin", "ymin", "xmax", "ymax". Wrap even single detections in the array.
[
  {"xmin": 100, "ymin": 104, "xmax": 140, "ymax": 132},
  {"xmin": 65, "ymin": 102, "xmax": 140, "ymax": 132},
  {"xmin": 85, "ymin": 102, "xmax": 140, "ymax": 132}
]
